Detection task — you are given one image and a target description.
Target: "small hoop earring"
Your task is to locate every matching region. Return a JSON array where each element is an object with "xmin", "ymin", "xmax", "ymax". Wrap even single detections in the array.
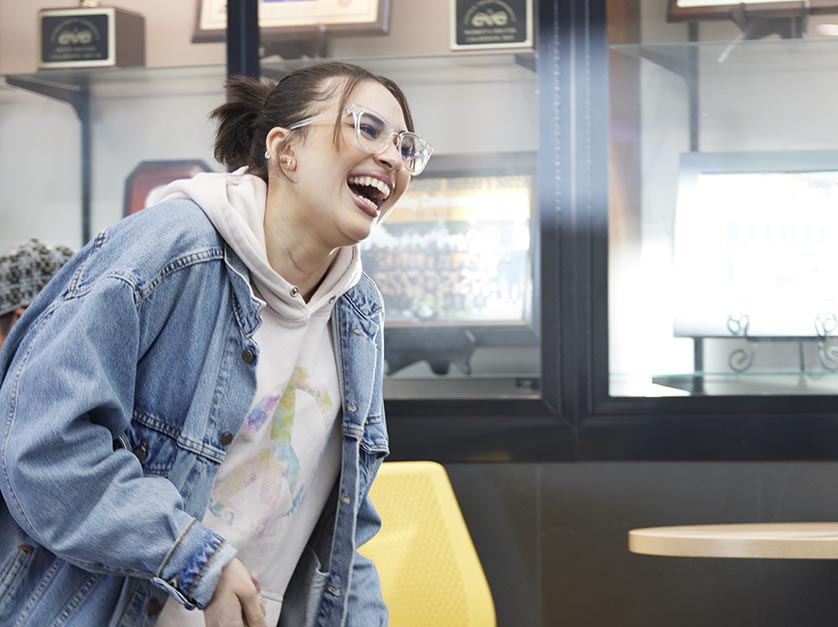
[{"xmin": 264, "ymin": 150, "xmax": 271, "ymax": 160}]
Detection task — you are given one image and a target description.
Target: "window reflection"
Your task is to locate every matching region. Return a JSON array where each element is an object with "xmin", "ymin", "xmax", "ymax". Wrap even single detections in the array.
[{"xmin": 361, "ymin": 154, "xmax": 540, "ymax": 397}]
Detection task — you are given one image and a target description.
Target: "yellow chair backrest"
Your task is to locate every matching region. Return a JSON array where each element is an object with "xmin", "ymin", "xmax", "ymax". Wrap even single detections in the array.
[{"xmin": 359, "ymin": 461, "xmax": 496, "ymax": 627}]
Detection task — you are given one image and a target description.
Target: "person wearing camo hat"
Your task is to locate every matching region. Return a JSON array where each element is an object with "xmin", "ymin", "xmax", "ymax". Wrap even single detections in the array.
[{"xmin": 0, "ymin": 238, "xmax": 74, "ymax": 349}]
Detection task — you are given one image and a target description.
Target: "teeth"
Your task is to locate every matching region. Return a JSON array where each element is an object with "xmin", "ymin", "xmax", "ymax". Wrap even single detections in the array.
[
  {"xmin": 348, "ymin": 175, "xmax": 391, "ymax": 200},
  {"xmin": 356, "ymin": 194, "xmax": 378, "ymax": 213}
]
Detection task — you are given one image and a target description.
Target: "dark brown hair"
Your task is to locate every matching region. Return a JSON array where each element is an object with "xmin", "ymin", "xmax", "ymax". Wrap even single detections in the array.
[
  {"xmin": 210, "ymin": 62, "xmax": 415, "ymax": 181},
  {"xmin": 0, "ymin": 312, "xmax": 13, "ymax": 337}
]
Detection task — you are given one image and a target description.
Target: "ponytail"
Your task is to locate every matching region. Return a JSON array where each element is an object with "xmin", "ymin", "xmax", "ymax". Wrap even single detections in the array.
[{"xmin": 210, "ymin": 75, "xmax": 272, "ymax": 178}]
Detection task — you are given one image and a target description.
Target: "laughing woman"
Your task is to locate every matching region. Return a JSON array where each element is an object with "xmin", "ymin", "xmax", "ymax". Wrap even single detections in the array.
[{"xmin": 0, "ymin": 62, "xmax": 432, "ymax": 627}]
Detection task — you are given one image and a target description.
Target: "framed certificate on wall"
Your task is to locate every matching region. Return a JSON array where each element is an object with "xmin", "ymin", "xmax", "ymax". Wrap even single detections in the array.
[
  {"xmin": 667, "ymin": 0, "xmax": 838, "ymax": 21},
  {"xmin": 193, "ymin": 0, "xmax": 390, "ymax": 42}
]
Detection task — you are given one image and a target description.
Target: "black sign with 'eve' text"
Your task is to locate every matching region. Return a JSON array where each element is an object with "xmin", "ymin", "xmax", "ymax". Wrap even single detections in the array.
[
  {"xmin": 41, "ymin": 13, "xmax": 111, "ymax": 65},
  {"xmin": 452, "ymin": 0, "xmax": 532, "ymax": 49}
]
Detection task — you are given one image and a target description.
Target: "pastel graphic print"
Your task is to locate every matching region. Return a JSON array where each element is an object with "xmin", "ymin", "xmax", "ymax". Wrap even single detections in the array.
[{"xmin": 208, "ymin": 367, "xmax": 334, "ymax": 535}]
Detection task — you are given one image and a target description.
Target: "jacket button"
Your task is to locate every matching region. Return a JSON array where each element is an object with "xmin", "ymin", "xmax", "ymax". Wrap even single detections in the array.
[
  {"xmin": 220, "ymin": 432, "xmax": 235, "ymax": 446},
  {"xmin": 346, "ymin": 403, "xmax": 358, "ymax": 413},
  {"xmin": 146, "ymin": 599, "xmax": 162, "ymax": 616},
  {"xmin": 327, "ymin": 584, "xmax": 341, "ymax": 597},
  {"xmin": 133, "ymin": 442, "xmax": 148, "ymax": 462},
  {"xmin": 241, "ymin": 349, "xmax": 255, "ymax": 363}
]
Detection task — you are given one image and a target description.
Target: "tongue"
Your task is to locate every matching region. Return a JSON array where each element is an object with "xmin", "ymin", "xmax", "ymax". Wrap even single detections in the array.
[
  {"xmin": 349, "ymin": 185, "xmax": 379, "ymax": 215},
  {"xmin": 350, "ymin": 183, "xmax": 377, "ymax": 204}
]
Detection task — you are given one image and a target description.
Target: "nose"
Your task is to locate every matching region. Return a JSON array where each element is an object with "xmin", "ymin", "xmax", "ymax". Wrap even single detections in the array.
[{"xmin": 374, "ymin": 136, "xmax": 405, "ymax": 173}]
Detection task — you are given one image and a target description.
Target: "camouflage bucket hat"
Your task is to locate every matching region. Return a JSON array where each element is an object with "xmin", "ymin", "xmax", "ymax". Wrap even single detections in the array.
[{"xmin": 0, "ymin": 239, "xmax": 74, "ymax": 317}]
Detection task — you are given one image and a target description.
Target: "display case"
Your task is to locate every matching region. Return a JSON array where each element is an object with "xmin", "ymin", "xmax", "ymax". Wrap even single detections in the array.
[
  {"xmin": 552, "ymin": 0, "xmax": 838, "ymax": 462},
  {"xmin": 608, "ymin": 33, "xmax": 838, "ymax": 397}
]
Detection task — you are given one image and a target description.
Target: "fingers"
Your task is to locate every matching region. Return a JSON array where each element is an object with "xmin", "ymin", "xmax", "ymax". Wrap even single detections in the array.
[
  {"xmin": 250, "ymin": 572, "xmax": 266, "ymax": 615},
  {"xmin": 250, "ymin": 571, "xmax": 261, "ymax": 593},
  {"xmin": 204, "ymin": 559, "xmax": 266, "ymax": 627},
  {"xmin": 239, "ymin": 587, "xmax": 268, "ymax": 627}
]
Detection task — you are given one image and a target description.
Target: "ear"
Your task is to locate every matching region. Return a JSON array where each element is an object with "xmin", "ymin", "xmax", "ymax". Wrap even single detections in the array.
[
  {"xmin": 11, "ymin": 307, "xmax": 25, "ymax": 324},
  {"xmin": 265, "ymin": 126, "xmax": 294, "ymax": 163}
]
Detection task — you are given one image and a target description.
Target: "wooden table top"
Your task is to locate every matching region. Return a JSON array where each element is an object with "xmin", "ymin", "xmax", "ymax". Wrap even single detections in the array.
[{"xmin": 629, "ymin": 522, "xmax": 838, "ymax": 559}]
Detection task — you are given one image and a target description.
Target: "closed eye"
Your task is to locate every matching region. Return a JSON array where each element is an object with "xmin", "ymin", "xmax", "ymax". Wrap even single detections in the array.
[{"xmin": 359, "ymin": 122, "xmax": 384, "ymax": 140}]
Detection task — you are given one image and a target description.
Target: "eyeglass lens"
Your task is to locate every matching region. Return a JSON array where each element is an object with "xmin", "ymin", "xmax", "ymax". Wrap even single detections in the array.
[{"xmin": 353, "ymin": 110, "xmax": 429, "ymax": 174}]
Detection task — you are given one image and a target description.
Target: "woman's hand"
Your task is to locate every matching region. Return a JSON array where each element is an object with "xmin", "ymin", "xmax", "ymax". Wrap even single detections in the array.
[{"xmin": 204, "ymin": 558, "xmax": 267, "ymax": 627}]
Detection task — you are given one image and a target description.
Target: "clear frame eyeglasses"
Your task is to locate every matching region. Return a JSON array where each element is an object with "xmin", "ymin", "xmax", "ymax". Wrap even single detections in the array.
[{"xmin": 287, "ymin": 104, "xmax": 434, "ymax": 176}]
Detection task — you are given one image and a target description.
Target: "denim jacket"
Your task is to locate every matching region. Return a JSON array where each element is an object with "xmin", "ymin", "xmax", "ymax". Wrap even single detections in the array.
[{"xmin": 0, "ymin": 200, "xmax": 389, "ymax": 627}]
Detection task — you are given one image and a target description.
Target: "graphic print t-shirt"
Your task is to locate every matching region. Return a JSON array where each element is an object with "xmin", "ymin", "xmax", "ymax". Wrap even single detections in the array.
[{"xmin": 155, "ymin": 169, "xmax": 361, "ymax": 625}]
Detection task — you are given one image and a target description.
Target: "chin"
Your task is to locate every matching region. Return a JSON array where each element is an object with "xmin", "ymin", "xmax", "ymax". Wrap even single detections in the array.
[{"xmin": 340, "ymin": 221, "xmax": 376, "ymax": 246}]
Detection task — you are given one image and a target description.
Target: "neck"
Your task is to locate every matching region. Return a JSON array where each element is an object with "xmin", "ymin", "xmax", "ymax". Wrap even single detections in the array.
[{"xmin": 263, "ymin": 191, "xmax": 340, "ymax": 302}]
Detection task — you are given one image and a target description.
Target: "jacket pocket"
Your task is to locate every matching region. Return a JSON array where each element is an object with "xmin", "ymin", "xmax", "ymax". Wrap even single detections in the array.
[
  {"xmin": 359, "ymin": 419, "xmax": 389, "ymax": 458},
  {"xmin": 278, "ymin": 545, "xmax": 328, "ymax": 627},
  {"xmin": 0, "ymin": 544, "xmax": 37, "ymax": 619},
  {"xmin": 123, "ymin": 416, "xmax": 180, "ymax": 477},
  {"xmin": 115, "ymin": 580, "xmax": 167, "ymax": 627}
]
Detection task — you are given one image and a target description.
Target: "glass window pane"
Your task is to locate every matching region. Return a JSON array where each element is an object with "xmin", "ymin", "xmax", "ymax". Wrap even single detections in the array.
[
  {"xmin": 265, "ymin": 55, "xmax": 541, "ymax": 400},
  {"xmin": 608, "ymin": 2, "xmax": 838, "ymax": 396}
]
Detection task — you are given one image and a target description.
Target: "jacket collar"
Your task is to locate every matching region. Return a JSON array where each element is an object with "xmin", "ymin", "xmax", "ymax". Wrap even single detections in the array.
[
  {"xmin": 224, "ymin": 245, "xmax": 264, "ymax": 337},
  {"xmin": 339, "ymin": 273, "xmax": 383, "ymax": 321}
]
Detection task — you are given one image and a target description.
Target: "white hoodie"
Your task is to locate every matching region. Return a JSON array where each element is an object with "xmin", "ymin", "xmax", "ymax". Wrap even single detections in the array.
[{"xmin": 155, "ymin": 168, "xmax": 362, "ymax": 626}]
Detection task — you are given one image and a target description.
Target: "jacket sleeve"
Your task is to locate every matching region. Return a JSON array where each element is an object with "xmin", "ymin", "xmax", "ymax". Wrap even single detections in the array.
[{"xmin": 0, "ymin": 273, "xmax": 235, "ymax": 609}]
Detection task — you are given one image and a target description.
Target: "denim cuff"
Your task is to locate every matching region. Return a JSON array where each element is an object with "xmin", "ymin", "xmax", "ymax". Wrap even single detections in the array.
[{"xmin": 153, "ymin": 518, "xmax": 238, "ymax": 609}]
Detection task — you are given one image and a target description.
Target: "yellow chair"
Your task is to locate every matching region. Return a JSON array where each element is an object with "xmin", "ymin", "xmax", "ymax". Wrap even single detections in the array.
[{"xmin": 360, "ymin": 461, "xmax": 496, "ymax": 627}]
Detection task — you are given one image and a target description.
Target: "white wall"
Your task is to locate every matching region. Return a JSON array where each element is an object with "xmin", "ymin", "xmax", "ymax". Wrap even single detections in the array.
[{"xmin": 0, "ymin": 0, "xmax": 224, "ymax": 75}]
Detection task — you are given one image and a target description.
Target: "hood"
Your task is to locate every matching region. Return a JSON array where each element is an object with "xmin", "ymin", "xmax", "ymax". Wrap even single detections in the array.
[{"xmin": 159, "ymin": 167, "xmax": 362, "ymax": 323}]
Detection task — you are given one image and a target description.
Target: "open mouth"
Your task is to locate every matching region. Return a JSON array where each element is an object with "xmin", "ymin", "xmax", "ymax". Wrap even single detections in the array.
[{"xmin": 347, "ymin": 175, "xmax": 391, "ymax": 215}]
